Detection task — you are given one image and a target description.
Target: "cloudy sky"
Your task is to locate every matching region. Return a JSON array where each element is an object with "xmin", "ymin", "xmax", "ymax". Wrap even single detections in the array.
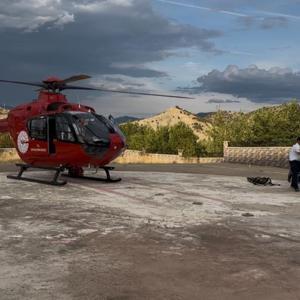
[{"xmin": 0, "ymin": 0, "xmax": 299, "ymax": 117}]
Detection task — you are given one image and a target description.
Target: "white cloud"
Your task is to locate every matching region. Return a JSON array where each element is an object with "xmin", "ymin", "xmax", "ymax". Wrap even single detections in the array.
[
  {"xmin": 54, "ymin": 12, "xmax": 74, "ymax": 27},
  {"xmin": 73, "ymin": 0, "xmax": 134, "ymax": 13},
  {"xmin": 0, "ymin": 0, "xmax": 74, "ymax": 31}
]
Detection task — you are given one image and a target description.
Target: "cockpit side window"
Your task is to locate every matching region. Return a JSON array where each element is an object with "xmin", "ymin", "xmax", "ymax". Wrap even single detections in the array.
[
  {"xmin": 28, "ymin": 117, "xmax": 47, "ymax": 140},
  {"xmin": 56, "ymin": 115, "xmax": 75, "ymax": 142}
]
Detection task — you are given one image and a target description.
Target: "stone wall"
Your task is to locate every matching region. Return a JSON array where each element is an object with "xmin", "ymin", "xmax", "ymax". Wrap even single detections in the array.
[
  {"xmin": 0, "ymin": 148, "xmax": 223, "ymax": 164},
  {"xmin": 0, "ymin": 145, "xmax": 292, "ymax": 167},
  {"xmin": 223, "ymin": 141, "xmax": 289, "ymax": 168},
  {"xmin": 114, "ymin": 150, "xmax": 224, "ymax": 164}
]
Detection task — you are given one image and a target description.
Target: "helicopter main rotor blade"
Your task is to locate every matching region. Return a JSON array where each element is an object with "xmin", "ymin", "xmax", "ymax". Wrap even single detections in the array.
[
  {"xmin": 64, "ymin": 85, "xmax": 194, "ymax": 99},
  {"xmin": 0, "ymin": 77, "xmax": 194, "ymax": 99},
  {"xmin": 0, "ymin": 79, "xmax": 44, "ymax": 88},
  {"xmin": 62, "ymin": 74, "xmax": 91, "ymax": 84}
]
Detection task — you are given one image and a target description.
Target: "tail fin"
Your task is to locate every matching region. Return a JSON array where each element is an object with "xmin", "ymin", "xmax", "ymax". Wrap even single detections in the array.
[{"xmin": 0, "ymin": 118, "xmax": 9, "ymax": 133}]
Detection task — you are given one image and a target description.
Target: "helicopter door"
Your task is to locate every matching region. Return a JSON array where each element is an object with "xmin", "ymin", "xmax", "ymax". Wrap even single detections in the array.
[{"xmin": 47, "ymin": 116, "xmax": 56, "ymax": 155}]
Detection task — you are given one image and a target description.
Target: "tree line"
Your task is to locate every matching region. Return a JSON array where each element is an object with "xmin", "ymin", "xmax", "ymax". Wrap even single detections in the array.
[
  {"xmin": 205, "ymin": 101, "xmax": 300, "ymax": 153},
  {"xmin": 120, "ymin": 122, "xmax": 209, "ymax": 157}
]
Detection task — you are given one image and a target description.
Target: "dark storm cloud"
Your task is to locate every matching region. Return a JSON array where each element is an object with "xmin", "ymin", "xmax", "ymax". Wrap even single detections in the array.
[
  {"xmin": 206, "ymin": 99, "xmax": 240, "ymax": 104},
  {"xmin": 191, "ymin": 65, "xmax": 300, "ymax": 103},
  {"xmin": 0, "ymin": 0, "xmax": 222, "ymax": 104}
]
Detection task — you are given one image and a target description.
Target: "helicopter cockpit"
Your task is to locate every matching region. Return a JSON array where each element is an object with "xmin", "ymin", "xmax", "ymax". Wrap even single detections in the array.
[
  {"xmin": 68, "ymin": 112, "xmax": 112, "ymax": 146},
  {"xmin": 28, "ymin": 111, "xmax": 125, "ymax": 154}
]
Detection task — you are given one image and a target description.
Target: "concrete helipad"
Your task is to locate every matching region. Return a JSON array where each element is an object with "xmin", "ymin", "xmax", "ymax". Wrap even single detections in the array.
[{"xmin": 0, "ymin": 166, "xmax": 300, "ymax": 299}]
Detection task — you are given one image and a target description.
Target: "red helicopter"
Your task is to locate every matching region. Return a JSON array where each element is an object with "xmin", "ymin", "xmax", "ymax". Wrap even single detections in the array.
[{"xmin": 0, "ymin": 75, "xmax": 190, "ymax": 185}]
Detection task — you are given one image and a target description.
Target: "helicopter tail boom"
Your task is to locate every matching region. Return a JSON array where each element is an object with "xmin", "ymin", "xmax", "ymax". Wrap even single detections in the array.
[{"xmin": 0, "ymin": 118, "xmax": 9, "ymax": 133}]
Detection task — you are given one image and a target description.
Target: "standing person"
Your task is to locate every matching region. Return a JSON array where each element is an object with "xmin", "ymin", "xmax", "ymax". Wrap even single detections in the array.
[{"xmin": 289, "ymin": 137, "xmax": 300, "ymax": 192}]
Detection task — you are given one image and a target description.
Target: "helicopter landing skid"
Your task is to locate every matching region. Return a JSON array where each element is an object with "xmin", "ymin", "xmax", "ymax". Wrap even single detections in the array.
[
  {"xmin": 64, "ymin": 166, "xmax": 122, "ymax": 183},
  {"xmin": 7, "ymin": 163, "xmax": 67, "ymax": 186}
]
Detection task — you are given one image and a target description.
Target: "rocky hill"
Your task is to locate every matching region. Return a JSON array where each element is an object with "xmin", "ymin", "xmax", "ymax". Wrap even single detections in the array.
[{"xmin": 133, "ymin": 106, "xmax": 211, "ymax": 141}]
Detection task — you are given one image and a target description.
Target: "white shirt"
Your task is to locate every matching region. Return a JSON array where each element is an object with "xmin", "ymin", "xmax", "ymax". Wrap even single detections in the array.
[{"xmin": 289, "ymin": 143, "xmax": 300, "ymax": 161}]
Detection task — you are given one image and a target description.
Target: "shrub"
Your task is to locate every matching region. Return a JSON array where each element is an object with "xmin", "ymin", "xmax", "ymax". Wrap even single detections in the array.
[{"xmin": 0, "ymin": 133, "xmax": 13, "ymax": 148}]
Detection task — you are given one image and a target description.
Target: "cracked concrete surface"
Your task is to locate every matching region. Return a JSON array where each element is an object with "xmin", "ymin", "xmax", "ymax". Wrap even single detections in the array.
[{"xmin": 0, "ymin": 166, "xmax": 300, "ymax": 300}]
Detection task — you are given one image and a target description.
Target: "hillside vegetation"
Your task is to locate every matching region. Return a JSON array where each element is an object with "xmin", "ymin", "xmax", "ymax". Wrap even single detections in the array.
[
  {"xmin": 206, "ymin": 102, "xmax": 300, "ymax": 153},
  {"xmin": 120, "ymin": 122, "xmax": 207, "ymax": 157},
  {"xmin": 0, "ymin": 134, "xmax": 13, "ymax": 148},
  {"xmin": 121, "ymin": 102, "xmax": 300, "ymax": 156}
]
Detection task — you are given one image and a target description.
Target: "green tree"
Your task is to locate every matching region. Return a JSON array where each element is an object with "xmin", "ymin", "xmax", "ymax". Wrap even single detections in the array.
[
  {"xmin": 205, "ymin": 101, "xmax": 300, "ymax": 150},
  {"xmin": 120, "ymin": 122, "xmax": 201, "ymax": 157},
  {"xmin": 248, "ymin": 102, "xmax": 300, "ymax": 146},
  {"xmin": 168, "ymin": 122, "xmax": 198, "ymax": 157},
  {"xmin": 153, "ymin": 126, "xmax": 172, "ymax": 154},
  {"xmin": 120, "ymin": 123, "xmax": 156, "ymax": 151},
  {"xmin": 204, "ymin": 110, "xmax": 232, "ymax": 154}
]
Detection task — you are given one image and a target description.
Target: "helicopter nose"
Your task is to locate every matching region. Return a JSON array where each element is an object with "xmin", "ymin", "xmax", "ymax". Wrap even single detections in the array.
[{"xmin": 111, "ymin": 133, "xmax": 125, "ymax": 152}]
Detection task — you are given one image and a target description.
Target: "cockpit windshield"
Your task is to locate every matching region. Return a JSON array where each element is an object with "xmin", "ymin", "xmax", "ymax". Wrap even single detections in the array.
[{"xmin": 69, "ymin": 112, "xmax": 112, "ymax": 145}]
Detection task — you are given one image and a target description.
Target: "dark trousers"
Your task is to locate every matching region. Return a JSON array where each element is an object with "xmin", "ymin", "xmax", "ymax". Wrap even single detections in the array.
[{"xmin": 290, "ymin": 160, "xmax": 300, "ymax": 189}]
